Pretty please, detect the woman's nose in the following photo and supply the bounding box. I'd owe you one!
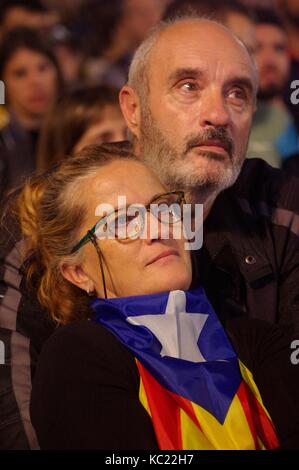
[143,211,164,244]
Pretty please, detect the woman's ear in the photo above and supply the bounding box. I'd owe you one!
[60,263,95,294]
[119,85,141,139]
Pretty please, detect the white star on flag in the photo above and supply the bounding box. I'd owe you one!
[127,290,208,362]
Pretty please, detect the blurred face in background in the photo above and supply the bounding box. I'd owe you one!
[122,0,164,48]
[74,105,127,152]
[3,48,58,127]
[255,23,290,100]
[1,7,58,36]
[225,12,257,55]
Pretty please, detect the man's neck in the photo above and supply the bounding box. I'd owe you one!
[186,189,217,221]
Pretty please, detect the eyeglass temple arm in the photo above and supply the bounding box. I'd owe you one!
[88,231,108,300]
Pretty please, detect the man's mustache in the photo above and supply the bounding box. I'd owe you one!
[184,127,234,159]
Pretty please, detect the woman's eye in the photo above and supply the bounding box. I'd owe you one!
[13,68,27,78]
[115,213,137,228]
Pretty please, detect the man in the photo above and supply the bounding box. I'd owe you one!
[120,16,299,327]
[247,8,298,166]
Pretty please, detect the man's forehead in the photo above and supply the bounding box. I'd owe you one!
[148,19,254,77]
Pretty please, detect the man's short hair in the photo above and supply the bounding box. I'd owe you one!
[254,7,285,31]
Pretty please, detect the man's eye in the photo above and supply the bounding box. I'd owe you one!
[179,81,197,92]
[228,88,247,102]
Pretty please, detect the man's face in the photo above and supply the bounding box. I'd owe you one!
[255,24,290,100]
[137,20,257,201]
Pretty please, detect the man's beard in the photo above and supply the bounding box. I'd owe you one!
[257,84,283,101]
[139,102,245,204]
[257,68,286,101]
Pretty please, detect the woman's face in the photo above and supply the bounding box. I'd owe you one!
[67,159,192,298]
[73,106,127,153]
[3,47,58,123]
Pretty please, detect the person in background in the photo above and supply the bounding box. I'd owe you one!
[0,27,61,197]
[247,8,299,167]
[276,0,299,133]
[48,24,84,88]
[0,0,59,38]
[82,0,164,88]
[0,86,126,449]
[36,85,127,172]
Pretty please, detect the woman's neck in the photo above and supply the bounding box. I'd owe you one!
[11,109,42,130]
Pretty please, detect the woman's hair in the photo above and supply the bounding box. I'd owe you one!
[0,26,63,86]
[16,141,136,325]
[36,85,121,172]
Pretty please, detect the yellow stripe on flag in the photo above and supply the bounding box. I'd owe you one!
[180,408,214,449]
[190,395,256,449]
[139,377,152,417]
[239,360,271,420]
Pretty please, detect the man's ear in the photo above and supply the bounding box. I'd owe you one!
[119,85,141,139]
[60,262,95,294]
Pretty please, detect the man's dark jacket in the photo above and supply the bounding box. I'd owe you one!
[1,158,299,449]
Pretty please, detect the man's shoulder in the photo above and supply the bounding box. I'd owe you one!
[229,158,299,213]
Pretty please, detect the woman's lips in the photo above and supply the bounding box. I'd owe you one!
[146,250,179,266]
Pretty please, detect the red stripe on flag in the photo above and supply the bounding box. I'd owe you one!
[237,382,279,449]
[137,361,182,449]
[237,382,260,449]
[167,390,203,432]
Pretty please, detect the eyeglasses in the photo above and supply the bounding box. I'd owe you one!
[70,191,185,300]
[71,191,185,254]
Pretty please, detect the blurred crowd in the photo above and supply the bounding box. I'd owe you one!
[0,0,298,199]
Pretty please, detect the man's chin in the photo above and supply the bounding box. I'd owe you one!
[187,148,229,162]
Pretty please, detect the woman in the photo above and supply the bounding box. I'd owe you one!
[16,142,298,449]
[36,85,127,172]
[0,26,61,196]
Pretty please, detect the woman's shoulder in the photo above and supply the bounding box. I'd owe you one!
[38,319,139,388]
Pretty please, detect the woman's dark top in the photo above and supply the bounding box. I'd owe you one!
[30,317,299,450]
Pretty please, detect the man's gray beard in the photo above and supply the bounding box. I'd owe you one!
[139,103,244,204]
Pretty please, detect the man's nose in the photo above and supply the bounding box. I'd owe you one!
[198,88,230,128]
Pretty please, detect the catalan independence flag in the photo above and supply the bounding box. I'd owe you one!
[92,289,279,450]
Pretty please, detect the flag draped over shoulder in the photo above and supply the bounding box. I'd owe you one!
[92,289,279,450]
